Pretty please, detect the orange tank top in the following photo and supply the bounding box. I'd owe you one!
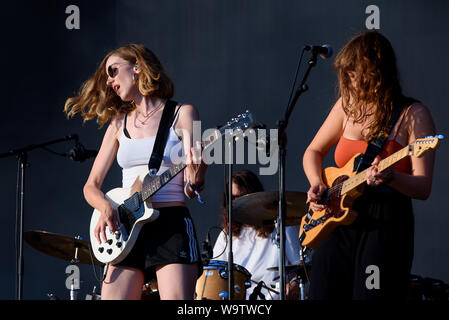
[334,108,412,174]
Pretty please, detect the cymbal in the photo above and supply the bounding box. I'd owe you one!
[24,230,103,266]
[232,191,307,226]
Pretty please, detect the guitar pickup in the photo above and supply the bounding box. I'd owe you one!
[304,210,313,224]
[124,192,142,212]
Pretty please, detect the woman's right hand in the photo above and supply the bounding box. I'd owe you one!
[307,182,327,211]
[94,202,119,245]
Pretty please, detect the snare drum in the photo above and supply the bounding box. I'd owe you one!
[195,260,251,300]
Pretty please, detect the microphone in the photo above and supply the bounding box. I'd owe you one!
[304,44,333,59]
[67,142,98,162]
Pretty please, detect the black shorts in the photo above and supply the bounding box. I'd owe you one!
[115,206,203,283]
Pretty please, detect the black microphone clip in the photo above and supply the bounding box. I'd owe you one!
[68,142,98,162]
[304,44,333,59]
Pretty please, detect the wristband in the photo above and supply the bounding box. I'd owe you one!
[188,181,206,205]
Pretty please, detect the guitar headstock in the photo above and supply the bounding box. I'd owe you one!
[412,135,444,157]
[218,110,255,139]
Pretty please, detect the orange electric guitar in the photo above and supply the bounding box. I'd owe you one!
[299,135,443,249]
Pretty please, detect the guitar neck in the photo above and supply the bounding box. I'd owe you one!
[141,162,186,201]
[140,138,213,202]
[341,144,412,194]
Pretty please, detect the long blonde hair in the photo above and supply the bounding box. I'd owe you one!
[334,31,405,141]
[64,44,174,127]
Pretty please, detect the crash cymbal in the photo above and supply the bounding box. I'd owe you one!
[24,230,103,266]
[232,191,307,226]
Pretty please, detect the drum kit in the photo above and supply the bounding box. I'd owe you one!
[24,190,312,300]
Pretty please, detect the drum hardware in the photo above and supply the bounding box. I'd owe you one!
[268,259,312,300]
[0,134,80,300]
[24,230,104,300]
[85,286,101,300]
[249,280,280,300]
[141,280,160,300]
[24,230,103,266]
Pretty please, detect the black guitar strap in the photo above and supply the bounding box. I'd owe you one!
[354,102,407,172]
[148,99,178,176]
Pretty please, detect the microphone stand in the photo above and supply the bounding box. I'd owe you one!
[225,137,235,300]
[0,134,79,300]
[277,53,318,300]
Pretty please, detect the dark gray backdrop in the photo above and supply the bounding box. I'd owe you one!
[1,0,448,299]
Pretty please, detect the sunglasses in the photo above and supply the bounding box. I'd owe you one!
[107,63,128,78]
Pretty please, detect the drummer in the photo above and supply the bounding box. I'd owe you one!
[212,170,302,300]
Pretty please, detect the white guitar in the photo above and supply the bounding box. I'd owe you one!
[90,110,256,264]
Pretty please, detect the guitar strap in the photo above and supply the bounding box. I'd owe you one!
[354,102,407,173]
[147,99,178,176]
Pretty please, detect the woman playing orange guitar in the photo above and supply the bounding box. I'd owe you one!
[302,31,436,299]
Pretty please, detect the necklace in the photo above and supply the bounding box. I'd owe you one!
[137,100,165,125]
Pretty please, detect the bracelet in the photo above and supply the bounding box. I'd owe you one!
[189,181,205,192]
[188,181,206,205]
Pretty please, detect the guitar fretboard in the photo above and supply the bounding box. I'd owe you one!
[340,144,412,195]
[138,110,255,202]
[139,127,222,201]
[141,162,186,201]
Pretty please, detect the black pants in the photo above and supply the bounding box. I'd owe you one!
[309,189,414,300]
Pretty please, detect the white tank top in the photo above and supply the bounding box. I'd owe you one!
[116,108,185,203]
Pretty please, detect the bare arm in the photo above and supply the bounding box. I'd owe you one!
[84,117,121,243]
[368,103,436,199]
[173,104,208,199]
[303,98,345,209]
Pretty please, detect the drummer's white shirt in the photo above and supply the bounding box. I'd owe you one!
[212,225,302,300]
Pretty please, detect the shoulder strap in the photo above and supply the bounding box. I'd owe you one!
[148,99,178,176]
[123,113,131,138]
[355,104,405,172]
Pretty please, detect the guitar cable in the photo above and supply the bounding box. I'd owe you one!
[87,241,108,285]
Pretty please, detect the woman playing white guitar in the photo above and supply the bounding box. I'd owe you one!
[64,44,207,300]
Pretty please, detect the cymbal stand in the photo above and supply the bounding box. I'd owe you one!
[298,247,311,300]
[68,235,82,300]
[0,134,78,300]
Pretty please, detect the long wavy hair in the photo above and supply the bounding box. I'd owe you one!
[221,170,274,238]
[334,31,407,141]
[64,44,174,127]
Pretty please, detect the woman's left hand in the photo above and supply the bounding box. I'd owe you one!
[185,140,207,186]
[366,157,394,186]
